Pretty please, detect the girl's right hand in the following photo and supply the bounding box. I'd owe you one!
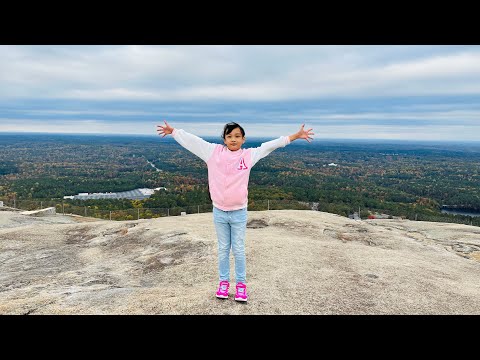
[156,120,174,137]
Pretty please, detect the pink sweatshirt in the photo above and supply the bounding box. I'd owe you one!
[172,128,291,211]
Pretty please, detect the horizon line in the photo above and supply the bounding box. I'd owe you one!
[1,131,480,143]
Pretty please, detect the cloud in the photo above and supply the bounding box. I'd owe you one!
[2,116,479,141]
[2,45,480,140]
[2,45,480,101]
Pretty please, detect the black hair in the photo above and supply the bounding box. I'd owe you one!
[222,122,245,139]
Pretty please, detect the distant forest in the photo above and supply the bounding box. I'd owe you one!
[1,133,480,225]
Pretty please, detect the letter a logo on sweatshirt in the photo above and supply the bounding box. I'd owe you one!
[237,158,248,170]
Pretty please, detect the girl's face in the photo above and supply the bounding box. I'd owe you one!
[224,127,245,151]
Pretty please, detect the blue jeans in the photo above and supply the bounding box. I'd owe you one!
[213,206,248,284]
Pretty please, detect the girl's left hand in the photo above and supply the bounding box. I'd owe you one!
[157,120,174,137]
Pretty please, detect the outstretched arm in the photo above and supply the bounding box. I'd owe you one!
[288,124,314,143]
[251,124,314,167]
[156,120,216,163]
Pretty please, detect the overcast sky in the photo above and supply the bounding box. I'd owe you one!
[1,45,480,141]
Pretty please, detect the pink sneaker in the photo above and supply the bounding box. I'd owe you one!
[216,280,230,299]
[235,282,248,302]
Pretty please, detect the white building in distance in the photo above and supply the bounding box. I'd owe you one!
[64,187,167,201]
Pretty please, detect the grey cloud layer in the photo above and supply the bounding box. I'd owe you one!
[2,45,480,100]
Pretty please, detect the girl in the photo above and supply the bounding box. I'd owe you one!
[156,121,314,302]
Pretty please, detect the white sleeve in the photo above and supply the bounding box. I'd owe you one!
[171,128,216,163]
[251,136,291,167]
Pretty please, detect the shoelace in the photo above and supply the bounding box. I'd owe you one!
[219,283,229,292]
